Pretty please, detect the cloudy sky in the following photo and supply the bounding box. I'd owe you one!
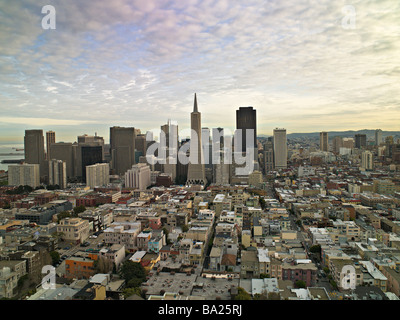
[0,0,399,144]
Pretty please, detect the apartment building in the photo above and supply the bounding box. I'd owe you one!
[103,221,141,252]
[57,217,90,244]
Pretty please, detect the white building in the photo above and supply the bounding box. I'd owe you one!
[8,163,40,188]
[361,151,373,171]
[86,163,109,189]
[103,221,141,252]
[125,163,151,190]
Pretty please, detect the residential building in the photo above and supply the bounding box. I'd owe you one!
[86,163,109,189]
[57,217,90,244]
[8,163,40,188]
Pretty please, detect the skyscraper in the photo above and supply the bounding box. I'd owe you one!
[186,93,206,185]
[161,120,179,159]
[332,136,343,154]
[24,129,46,179]
[110,126,136,176]
[46,131,55,160]
[355,134,367,149]
[236,106,257,155]
[273,128,287,169]
[361,151,373,171]
[263,137,274,173]
[75,134,105,182]
[48,159,67,189]
[320,132,328,152]
[375,129,383,146]
[49,142,74,179]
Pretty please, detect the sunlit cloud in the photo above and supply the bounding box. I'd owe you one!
[0,0,399,142]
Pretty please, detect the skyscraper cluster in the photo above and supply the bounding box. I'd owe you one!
[17,93,290,189]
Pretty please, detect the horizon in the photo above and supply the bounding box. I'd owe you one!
[1,127,398,147]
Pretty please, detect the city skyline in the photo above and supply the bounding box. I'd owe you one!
[1,0,400,144]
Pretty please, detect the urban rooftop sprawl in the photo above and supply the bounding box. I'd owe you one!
[1,97,400,301]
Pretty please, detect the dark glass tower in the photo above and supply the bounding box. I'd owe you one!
[236,106,257,153]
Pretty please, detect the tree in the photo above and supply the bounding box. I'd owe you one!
[94,256,114,274]
[119,260,146,288]
[122,287,142,299]
[259,197,266,210]
[234,287,251,300]
[73,205,86,215]
[295,280,306,289]
[49,251,60,266]
[309,244,321,254]
[260,273,270,279]
[162,227,171,245]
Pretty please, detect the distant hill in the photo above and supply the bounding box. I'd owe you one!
[258,129,400,141]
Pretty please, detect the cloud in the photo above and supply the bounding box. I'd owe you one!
[0,0,399,140]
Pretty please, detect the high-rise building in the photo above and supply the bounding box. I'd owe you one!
[187,93,206,185]
[46,131,55,160]
[320,132,328,152]
[24,129,46,178]
[273,128,287,169]
[49,142,74,179]
[135,134,147,160]
[361,151,373,171]
[110,126,136,176]
[263,137,274,173]
[342,138,355,149]
[8,163,40,188]
[161,120,179,159]
[332,137,343,154]
[355,134,367,149]
[86,163,109,189]
[236,106,257,156]
[74,134,105,182]
[48,159,67,189]
[375,129,383,146]
[214,150,230,185]
[125,163,151,190]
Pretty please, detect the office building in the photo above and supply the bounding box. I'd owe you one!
[236,106,257,154]
[48,159,67,189]
[343,137,355,149]
[320,132,328,152]
[24,129,46,178]
[74,134,105,182]
[8,163,40,188]
[125,163,151,190]
[161,120,179,159]
[375,129,383,146]
[110,126,136,176]
[46,131,55,160]
[332,137,343,154]
[49,142,74,179]
[355,134,367,149]
[86,163,110,189]
[273,128,287,169]
[187,93,207,185]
